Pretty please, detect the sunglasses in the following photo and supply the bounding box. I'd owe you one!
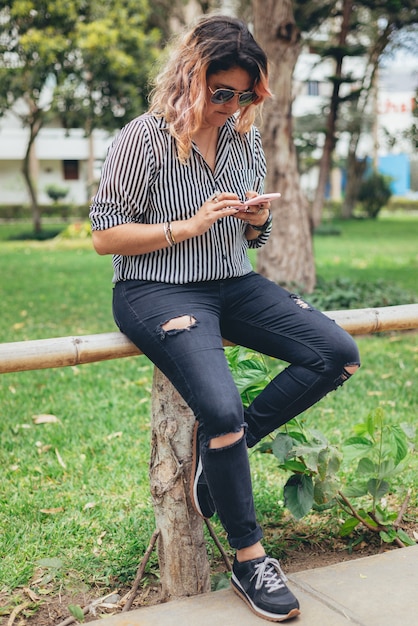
[208,86,257,107]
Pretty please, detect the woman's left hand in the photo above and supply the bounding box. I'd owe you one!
[233,191,271,232]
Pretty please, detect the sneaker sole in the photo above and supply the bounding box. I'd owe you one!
[231,575,301,622]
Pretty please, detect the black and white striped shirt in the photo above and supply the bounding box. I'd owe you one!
[90,113,271,284]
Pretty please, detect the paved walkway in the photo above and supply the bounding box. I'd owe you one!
[88,544,417,626]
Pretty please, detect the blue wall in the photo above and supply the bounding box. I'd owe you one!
[378,154,410,196]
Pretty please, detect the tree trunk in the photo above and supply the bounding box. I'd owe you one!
[341,148,366,218]
[22,104,44,233]
[342,28,389,219]
[253,0,315,292]
[311,0,353,229]
[149,367,211,600]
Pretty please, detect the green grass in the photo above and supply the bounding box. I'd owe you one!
[313,217,418,294]
[0,217,417,601]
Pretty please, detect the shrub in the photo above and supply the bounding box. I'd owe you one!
[45,184,69,203]
[301,277,416,310]
[358,171,392,219]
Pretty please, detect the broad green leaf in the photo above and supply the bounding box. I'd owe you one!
[306,428,328,446]
[396,529,416,546]
[233,359,269,394]
[378,458,396,479]
[272,434,294,464]
[367,478,389,499]
[327,451,342,475]
[314,477,339,505]
[342,483,368,497]
[339,516,360,537]
[343,437,373,460]
[316,448,328,481]
[280,459,308,473]
[357,457,376,475]
[380,528,397,543]
[391,425,409,465]
[361,513,379,528]
[68,605,85,622]
[285,430,307,444]
[352,421,369,437]
[297,449,321,473]
[343,436,373,449]
[283,474,314,520]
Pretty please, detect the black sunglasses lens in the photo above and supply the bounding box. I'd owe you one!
[238,92,256,106]
[211,89,235,104]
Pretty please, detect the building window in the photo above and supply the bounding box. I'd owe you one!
[63,160,79,180]
[307,81,320,96]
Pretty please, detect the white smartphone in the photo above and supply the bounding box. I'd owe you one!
[241,193,281,207]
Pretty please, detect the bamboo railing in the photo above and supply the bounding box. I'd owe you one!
[1,303,418,375]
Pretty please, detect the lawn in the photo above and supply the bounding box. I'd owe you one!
[0,216,417,620]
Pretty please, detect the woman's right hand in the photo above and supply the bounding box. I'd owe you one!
[189,192,241,236]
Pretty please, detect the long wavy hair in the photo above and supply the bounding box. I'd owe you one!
[148,14,271,162]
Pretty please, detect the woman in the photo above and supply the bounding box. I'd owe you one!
[90,14,360,622]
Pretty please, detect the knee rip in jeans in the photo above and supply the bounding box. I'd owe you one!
[209,429,245,450]
[290,293,312,310]
[158,314,197,339]
[335,363,359,388]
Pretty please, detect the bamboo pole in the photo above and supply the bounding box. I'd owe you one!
[0,304,417,375]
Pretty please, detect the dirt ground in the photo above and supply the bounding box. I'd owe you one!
[3,519,416,626]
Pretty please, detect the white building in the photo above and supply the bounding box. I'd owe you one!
[0,114,114,207]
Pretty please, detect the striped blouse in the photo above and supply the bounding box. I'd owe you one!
[90,113,271,284]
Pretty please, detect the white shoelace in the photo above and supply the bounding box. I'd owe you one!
[252,557,288,593]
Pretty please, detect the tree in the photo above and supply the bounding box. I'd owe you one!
[310,0,357,228]
[0,1,87,232]
[342,1,418,218]
[54,0,161,199]
[0,0,161,231]
[252,0,316,292]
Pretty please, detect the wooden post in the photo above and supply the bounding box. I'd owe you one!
[149,367,211,599]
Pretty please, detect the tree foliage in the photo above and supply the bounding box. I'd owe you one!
[0,0,161,230]
[55,0,161,134]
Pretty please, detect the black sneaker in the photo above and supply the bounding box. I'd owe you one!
[232,555,300,622]
[190,422,216,519]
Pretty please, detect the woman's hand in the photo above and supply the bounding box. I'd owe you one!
[233,191,271,237]
[189,192,242,236]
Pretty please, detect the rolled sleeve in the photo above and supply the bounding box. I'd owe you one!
[90,118,156,231]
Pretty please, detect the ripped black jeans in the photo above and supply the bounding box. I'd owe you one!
[113,272,360,550]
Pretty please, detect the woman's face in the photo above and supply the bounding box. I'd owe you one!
[203,66,253,128]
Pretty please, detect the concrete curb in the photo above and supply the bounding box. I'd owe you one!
[87,544,418,626]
